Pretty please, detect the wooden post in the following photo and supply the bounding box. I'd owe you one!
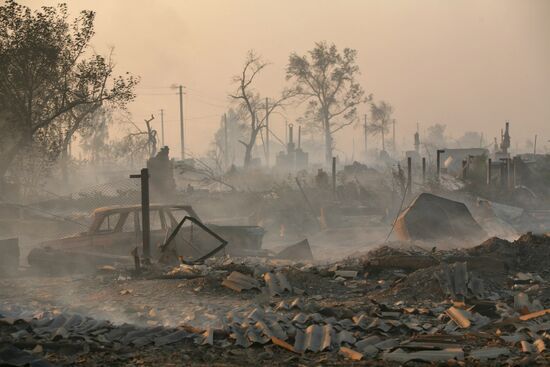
[130,168,150,261]
[487,158,492,186]
[422,157,426,184]
[160,109,165,147]
[513,156,518,187]
[506,158,514,190]
[332,157,336,196]
[224,113,228,169]
[364,114,368,164]
[179,85,185,160]
[265,98,270,167]
[436,149,445,180]
[407,157,412,197]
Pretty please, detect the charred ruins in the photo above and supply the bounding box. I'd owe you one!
[1,1,549,366]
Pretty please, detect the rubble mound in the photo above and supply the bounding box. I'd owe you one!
[467,233,550,273]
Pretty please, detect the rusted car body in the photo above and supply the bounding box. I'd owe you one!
[28,204,265,272]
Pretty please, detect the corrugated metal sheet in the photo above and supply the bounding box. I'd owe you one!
[264,272,292,296]
[384,348,464,363]
[294,324,332,353]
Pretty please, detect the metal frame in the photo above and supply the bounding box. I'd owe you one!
[160,216,228,265]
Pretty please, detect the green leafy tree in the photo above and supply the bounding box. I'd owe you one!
[286,41,370,165]
[0,1,138,185]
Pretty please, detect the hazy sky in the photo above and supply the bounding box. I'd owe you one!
[24,0,550,159]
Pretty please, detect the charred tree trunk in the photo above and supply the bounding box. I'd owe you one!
[324,125,333,166]
[243,127,259,168]
[322,108,333,166]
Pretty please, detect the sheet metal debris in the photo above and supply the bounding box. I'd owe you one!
[3,232,550,365]
[384,348,465,363]
[469,347,510,360]
[264,271,292,296]
[276,239,314,261]
[294,324,332,353]
[394,193,486,241]
[445,306,471,328]
[222,271,260,292]
[334,270,357,278]
[339,346,363,360]
[519,309,550,321]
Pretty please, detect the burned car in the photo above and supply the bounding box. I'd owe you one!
[28,204,265,272]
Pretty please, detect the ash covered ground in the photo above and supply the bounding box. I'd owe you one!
[3,230,550,366]
[1,2,550,365]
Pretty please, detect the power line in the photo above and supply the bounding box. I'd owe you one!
[135,92,178,96]
[185,86,228,103]
[163,114,220,121]
[135,86,173,90]
[187,94,227,109]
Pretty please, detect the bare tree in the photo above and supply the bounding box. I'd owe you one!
[286,41,370,165]
[229,50,292,168]
[369,101,394,151]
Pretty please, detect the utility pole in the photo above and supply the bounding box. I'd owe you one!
[160,109,165,147]
[392,119,396,154]
[224,113,228,169]
[534,134,538,155]
[178,85,185,160]
[364,114,368,164]
[265,97,270,167]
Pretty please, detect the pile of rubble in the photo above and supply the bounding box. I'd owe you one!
[1,233,549,365]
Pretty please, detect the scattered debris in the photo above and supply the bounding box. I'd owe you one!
[445,306,472,328]
[264,272,292,296]
[334,270,358,279]
[469,347,510,360]
[222,271,260,292]
[3,232,550,365]
[339,346,363,360]
[384,348,464,363]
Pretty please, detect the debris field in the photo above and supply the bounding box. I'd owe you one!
[1,233,550,366]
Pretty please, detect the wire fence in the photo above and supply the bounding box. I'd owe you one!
[0,178,144,244]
